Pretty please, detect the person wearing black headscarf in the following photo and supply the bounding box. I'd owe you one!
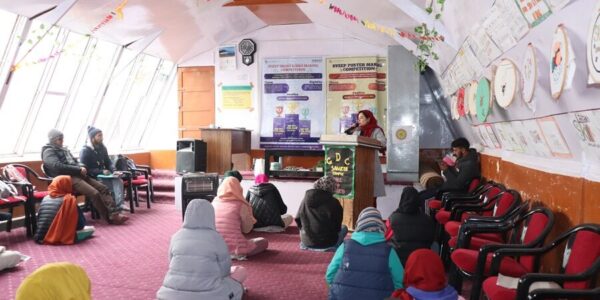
[388,187,435,266]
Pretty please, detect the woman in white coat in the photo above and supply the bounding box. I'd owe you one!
[157,199,246,300]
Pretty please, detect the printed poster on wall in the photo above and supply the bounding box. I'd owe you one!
[513,0,552,28]
[326,56,387,134]
[520,119,552,157]
[260,57,325,150]
[221,85,252,109]
[569,110,600,163]
[538,116,572,158]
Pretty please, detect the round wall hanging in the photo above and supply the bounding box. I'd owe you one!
[457,87,466,117]
[493,59,517,108]
[550,24,569,99]
[475,77,491,122]
[587,1,600,83]
[467,80,478,116]
[450,94,459,120]
[521,43,537,103]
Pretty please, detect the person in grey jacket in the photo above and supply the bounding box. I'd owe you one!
[157,199,246,300]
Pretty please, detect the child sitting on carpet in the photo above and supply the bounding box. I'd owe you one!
[246,174,293,231]
[296,175,347,250]
[326,207,404,300]
[213,177,268,259]
[388,249,463,300]
[157,199,247,300]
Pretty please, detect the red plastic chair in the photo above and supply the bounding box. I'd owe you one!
[482,224,600,300]
[450,207,554,299]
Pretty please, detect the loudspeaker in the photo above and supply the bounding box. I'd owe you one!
[176,139,207,174]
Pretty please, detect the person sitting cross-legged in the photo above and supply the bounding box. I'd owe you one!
[296,175,347,251]
[42,129,128,225]
[246,174,293,231]
[213,177,268,259]
[326,207,405,300]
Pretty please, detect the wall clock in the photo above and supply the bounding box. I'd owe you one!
[239,39,256,66]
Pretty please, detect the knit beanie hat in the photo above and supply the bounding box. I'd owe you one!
[355,207,385,233]
[87,126,102,140]
[223,170,243,182]
[314,175,337,194]
[48,129,63,143]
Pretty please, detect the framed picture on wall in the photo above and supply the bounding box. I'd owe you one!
[549,25,570,99]
[218,45,237,71]
[537,116,572,158]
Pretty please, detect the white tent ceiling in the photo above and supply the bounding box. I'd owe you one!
[0,0,495,71]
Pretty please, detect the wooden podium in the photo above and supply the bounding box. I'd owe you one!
[320,134,383,230]
[200,128,251,174]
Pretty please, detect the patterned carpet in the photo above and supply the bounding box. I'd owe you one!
[0,203,333,300]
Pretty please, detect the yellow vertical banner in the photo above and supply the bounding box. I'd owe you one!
[222,85,252,109]
[326,56,387,134]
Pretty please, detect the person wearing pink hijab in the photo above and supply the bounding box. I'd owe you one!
[246,174,293,231]
[212,177,268,259]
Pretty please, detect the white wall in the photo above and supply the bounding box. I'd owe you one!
[180,23,387,148]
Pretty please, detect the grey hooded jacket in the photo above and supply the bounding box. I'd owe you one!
[156,199,243,300]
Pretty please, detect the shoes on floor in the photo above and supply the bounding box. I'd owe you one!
[109,214,129,225]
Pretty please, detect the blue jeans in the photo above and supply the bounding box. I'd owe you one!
[98,177,124,208]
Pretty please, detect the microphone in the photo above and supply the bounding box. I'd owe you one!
[344,123,358,135]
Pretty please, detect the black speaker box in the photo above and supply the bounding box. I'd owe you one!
[176,139,207,173]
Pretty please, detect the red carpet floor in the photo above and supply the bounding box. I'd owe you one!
[0,203,333,299]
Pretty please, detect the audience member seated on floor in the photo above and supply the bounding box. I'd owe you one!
[213,177,268,259]
[157,199,246,300]
[388,249,464,300]
[16,262,92,300]
[42,129,128,225]
[79,126,127,212]
[386,187,435,266]
[296,175,348,250]
[224,170,243,182]
[418,137,481,202]
[0,246,25,271]
[326,207,404,300]
[246,174,293,231]
[33,176,95,245]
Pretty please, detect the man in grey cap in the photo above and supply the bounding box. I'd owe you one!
[42,129,128,225]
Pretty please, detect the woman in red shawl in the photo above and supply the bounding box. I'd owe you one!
[345,110,387,204]
[390,249,463,300]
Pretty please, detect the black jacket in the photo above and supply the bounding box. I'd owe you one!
[441,149,481,192]
[41,144,82,178]
[389,187,435,265]
[33,197,63,244]
[295,189,343,248]
[246,183,287,228]
[80,144,114,178]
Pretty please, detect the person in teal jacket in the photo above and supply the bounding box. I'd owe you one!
[326,207,404,300]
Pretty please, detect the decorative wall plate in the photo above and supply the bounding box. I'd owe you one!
[457,87,466,117]
[493,59,517,108]
[587,1,600,83]
[475,77,491,122]
[550,24,569,99]
[521,43,537,103]
[450,94,459,120]
[467,80,478,116]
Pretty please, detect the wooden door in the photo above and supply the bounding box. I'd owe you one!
[178,67,215,139]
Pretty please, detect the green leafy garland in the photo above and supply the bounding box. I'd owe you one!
[414,0,445,72]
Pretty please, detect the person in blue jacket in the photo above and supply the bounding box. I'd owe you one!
[326,207,404,300]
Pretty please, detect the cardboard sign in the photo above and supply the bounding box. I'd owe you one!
[324,146,355,198]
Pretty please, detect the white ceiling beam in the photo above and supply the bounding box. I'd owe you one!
[388,0,456,50]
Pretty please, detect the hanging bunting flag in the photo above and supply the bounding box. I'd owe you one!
[323,1,444,41]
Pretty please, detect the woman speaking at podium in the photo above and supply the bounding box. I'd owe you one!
[345,110,386,206]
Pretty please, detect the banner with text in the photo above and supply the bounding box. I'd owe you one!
[326,56,387,134]
[260,57,325,150]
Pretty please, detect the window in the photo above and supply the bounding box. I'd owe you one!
[123,59,175,149]
[0,10,20,90]
[0,21,61,155]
